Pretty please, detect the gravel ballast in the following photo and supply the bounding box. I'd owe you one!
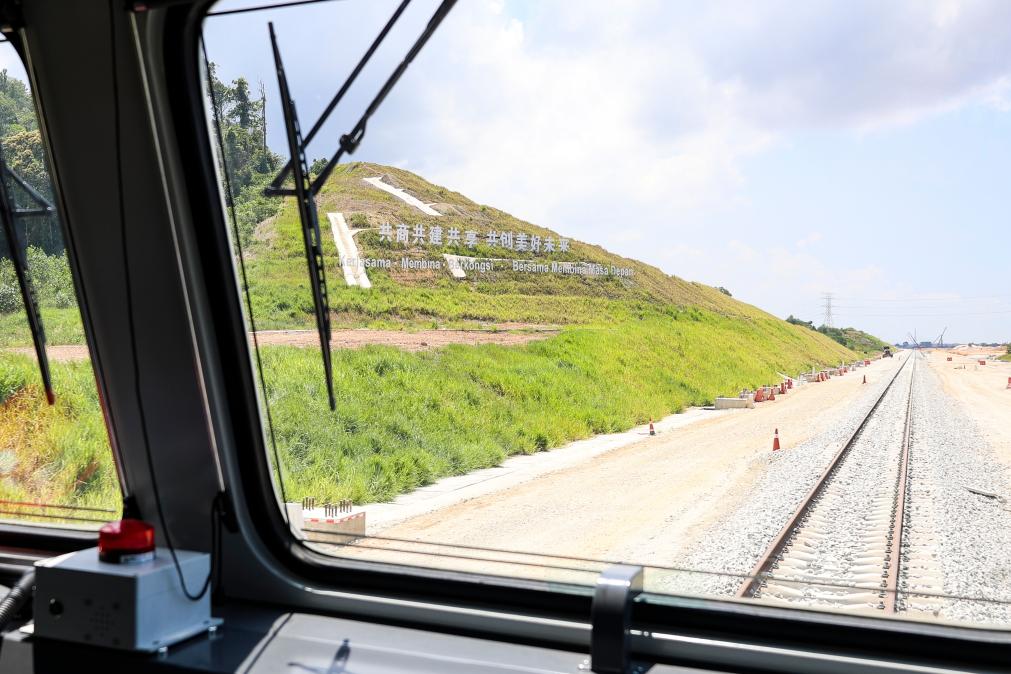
[656,352,1011,628]
[656,354,911,597]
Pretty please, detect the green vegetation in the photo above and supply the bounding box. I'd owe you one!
[785,315,889,356]
[266,314,855,502]
[238,162,862,502]
[207,64,282,247]
[0,156,867,511]
[0,63,872,512]
[0,353,120,515]
[0,69,61,256]
[248,162,801,331]
[0,248,84,346]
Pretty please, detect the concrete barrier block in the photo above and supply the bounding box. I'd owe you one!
[715,396,755,409]
[299,509,366,545]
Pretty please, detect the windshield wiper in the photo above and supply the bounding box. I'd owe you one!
[0,145,55,405]
[269,22,336,410]
[264,1,455,410]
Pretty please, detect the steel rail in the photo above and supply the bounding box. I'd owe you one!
[882,357,915,611]
[737,354,914,600]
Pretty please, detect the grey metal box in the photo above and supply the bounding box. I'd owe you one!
[33,547,216,652]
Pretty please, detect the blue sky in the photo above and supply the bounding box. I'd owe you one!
[203,0,1011,344]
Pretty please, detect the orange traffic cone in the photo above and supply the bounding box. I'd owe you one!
[780,382,787,395]
[787,378,793,389]
[772,428,781,451]
[649,419,656,436]
[768,386,776,401]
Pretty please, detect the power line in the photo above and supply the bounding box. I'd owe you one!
[833,294,1011,303]
[835,309,1011,318]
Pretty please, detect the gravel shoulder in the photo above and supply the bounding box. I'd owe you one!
[901,359,1011,626]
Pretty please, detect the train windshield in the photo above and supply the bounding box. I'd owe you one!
[202,0,1011,628]
[0,43,122,527]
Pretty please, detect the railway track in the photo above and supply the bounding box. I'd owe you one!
[738,353,917,612]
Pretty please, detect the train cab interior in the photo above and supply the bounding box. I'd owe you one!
[0,1,1007,672]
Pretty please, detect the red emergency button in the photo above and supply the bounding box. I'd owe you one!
[98,519,156,564]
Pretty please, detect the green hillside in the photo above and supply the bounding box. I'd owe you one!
[786,316,890,356]
[0,160,869,509]
[250,162,845,329]
[240,162,863,502]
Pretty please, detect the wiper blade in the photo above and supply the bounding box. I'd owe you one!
[0,147,54,405]
[261,1,455,410]
[265,0,457,197]
[269,22,335,411]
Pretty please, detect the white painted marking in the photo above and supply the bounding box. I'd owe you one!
[327,212,372,289]
[363,176,442,216]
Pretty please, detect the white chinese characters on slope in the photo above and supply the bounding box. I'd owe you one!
[378,222,569,254]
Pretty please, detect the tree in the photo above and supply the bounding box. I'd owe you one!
[207,64,282,245]
[232,77,253,129]
[0,71,62,256]
[0,69,36,137]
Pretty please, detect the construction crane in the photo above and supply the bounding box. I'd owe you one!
[934,327,947,348]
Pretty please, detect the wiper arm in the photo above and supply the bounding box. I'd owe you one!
[6,167,53,213]
[0,147,54,405]
[269,22,335,411]
[266,0,413,195]
[265,0,457,197]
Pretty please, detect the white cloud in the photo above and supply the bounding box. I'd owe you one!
[380,0,1011,243]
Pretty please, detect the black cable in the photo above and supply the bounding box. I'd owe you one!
[201,38,291,511]
[0,570,34,631]
[108,0,212,601]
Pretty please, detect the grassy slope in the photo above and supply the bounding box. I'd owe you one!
[822,326,892,356]
[247,162,776,329]
[266,315,856,502]
[246,162,859,501]
[0,161,864,508]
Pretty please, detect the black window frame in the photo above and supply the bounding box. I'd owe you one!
[0,27,122,550]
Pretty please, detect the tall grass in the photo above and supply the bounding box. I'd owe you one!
[0,353,119,515]
[262,311,855,504]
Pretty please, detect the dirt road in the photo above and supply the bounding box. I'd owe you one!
[4,327,559,363]
[330,357,905,583]
[254,327,557,351]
